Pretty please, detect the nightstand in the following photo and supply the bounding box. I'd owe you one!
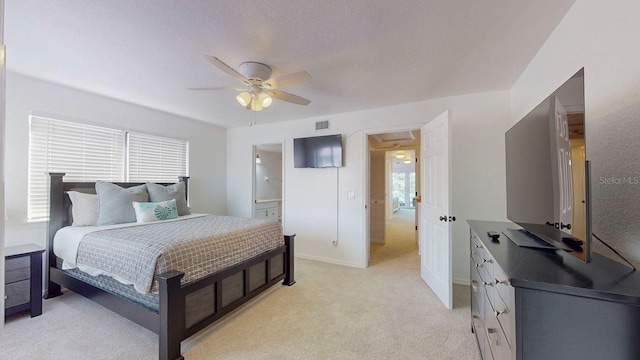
[4,244,45,317]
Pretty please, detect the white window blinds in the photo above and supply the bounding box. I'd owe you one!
[28,116,189,221]
[127,132,188,182]
[28,116,125,220]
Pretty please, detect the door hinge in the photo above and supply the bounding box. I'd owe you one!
[415,225,418,231]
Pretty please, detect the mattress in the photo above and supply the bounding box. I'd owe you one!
[54,214,284,294]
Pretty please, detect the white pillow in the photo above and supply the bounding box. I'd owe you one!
[67,191,99,226]
[132,199,179,223]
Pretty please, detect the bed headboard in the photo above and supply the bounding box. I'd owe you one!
[46,173,189,274]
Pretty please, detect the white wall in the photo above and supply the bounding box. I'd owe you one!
[510,0,640,266]
[227,90,510,282]
[4,73,227,249]
[0,0,6,323]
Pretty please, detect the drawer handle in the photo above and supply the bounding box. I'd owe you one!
[494,309,507,317]
[495,278,508,285]
[471,280,479,293]
[474,263,482,268]
[482,258,492,263]
[474,244,483,249]
[487,328,500,346]
[483,281,494,286]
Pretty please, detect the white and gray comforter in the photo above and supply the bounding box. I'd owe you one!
[72,215,283,294]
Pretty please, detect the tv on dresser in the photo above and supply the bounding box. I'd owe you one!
[505,68,591,262]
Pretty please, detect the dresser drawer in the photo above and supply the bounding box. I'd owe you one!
[493,265,512,309]
[472,314,493,360]
[6,266,30,284]
[5,280,31,308]
[471,268,485,312]
[6,256,30,271]
[492,291,514,349]
[484,293,511,360]
[492,265,515,348]
[486,323,510,360]
[6,255,31,283]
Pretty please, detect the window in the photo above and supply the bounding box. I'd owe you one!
[392,170,416,208]
[127,132,188,182]
[28,115,188,220]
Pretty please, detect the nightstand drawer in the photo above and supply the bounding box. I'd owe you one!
[6,266,30,283]
[6,256,30,271]
[5,280,31,308]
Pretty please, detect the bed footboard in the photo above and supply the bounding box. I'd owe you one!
[156,234,295,360]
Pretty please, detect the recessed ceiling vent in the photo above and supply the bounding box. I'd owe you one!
[315,120,330,131]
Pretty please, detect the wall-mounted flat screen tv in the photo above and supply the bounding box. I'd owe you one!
[505,68,591,262]
[294,134,343,168]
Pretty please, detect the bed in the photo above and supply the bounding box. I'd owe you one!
[44,173,295,360]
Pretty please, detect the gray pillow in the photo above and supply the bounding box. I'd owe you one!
[146,182,190,216]
[95,181,149,225]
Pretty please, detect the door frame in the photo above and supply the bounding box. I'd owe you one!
[362,123,425,267]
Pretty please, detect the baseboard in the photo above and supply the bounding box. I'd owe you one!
[453,276,470,286]
[295,253,363,268]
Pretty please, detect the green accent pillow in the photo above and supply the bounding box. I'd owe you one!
[146,182,190,216]
[95,181,149,225]
[132,199,179,223]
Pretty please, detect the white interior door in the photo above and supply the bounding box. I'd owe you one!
[550,96,573,233]
[419,111,452,309]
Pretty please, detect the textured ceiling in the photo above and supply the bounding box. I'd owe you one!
[5,0,576,128]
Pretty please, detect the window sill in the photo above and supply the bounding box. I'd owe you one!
[24,219,48,229]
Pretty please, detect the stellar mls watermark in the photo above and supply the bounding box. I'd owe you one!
[599,176,639,185]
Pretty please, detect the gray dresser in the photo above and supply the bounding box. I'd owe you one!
[469,220,640,360]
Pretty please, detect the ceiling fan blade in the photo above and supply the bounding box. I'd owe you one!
[204,55,248,84]
[263,71,311,89]
[268,90,311,105]
[188,86,245,91]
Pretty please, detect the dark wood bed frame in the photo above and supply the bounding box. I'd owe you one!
[44,173,295,360]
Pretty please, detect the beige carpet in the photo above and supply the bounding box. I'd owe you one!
[1,210,480,359]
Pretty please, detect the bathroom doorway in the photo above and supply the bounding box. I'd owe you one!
[252,143,283,223]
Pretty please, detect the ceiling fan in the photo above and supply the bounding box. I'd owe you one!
[189,55,311,111]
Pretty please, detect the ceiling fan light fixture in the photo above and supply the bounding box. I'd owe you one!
[395,151,405,159]
[403,158,412,164]
[250,94,264,112]
[236,92,251,107]
[258,92,273,108]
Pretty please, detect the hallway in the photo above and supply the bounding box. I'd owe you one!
[369,208,417,266]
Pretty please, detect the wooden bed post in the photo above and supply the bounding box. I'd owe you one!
[157,270,186,360]
[178,176,189,202]
[44,172,65,299]
[284,234,296,286]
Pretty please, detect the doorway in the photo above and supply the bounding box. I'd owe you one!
[252,143,283,223]
[364,112,453,309]
[367,131,420,264]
